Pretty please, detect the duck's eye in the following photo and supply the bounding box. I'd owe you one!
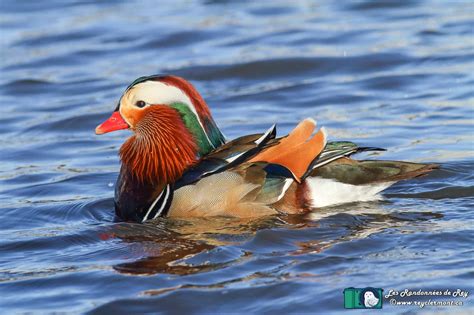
[135,100,146,108]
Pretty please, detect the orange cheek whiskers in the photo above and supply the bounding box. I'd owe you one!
[119,105,197,185]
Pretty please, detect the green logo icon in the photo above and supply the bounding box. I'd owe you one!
[343,287,383,309]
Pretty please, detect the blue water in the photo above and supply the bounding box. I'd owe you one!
[1,1,473,313]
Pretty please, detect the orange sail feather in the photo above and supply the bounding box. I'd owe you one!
[249,119,327,182]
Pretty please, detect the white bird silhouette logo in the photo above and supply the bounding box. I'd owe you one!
[364,291,380,308]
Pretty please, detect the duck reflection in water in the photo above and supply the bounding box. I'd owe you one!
[100,201,442,276]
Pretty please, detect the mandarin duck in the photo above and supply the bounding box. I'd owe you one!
[95,75,437,223]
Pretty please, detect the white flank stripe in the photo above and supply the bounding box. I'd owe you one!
[306,177,395,208]
[142,185,167,222]
[277,178,293,201]
[152,185,171,220]
[225,152,246,164]
[255,124,276,145]
[319,150,336,157]
[311,152,355,170]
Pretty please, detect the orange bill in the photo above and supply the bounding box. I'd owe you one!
[95,111,129,135]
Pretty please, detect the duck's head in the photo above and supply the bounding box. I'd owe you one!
[96,75,225,184]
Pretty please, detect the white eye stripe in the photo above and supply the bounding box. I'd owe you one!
[118,96,133,127]
[131,81,191,105]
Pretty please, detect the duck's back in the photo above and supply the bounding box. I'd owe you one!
[166,120,437,218]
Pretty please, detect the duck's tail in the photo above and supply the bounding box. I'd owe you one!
[304,159,439,208]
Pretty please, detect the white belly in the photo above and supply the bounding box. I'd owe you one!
[305,177,395,208]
